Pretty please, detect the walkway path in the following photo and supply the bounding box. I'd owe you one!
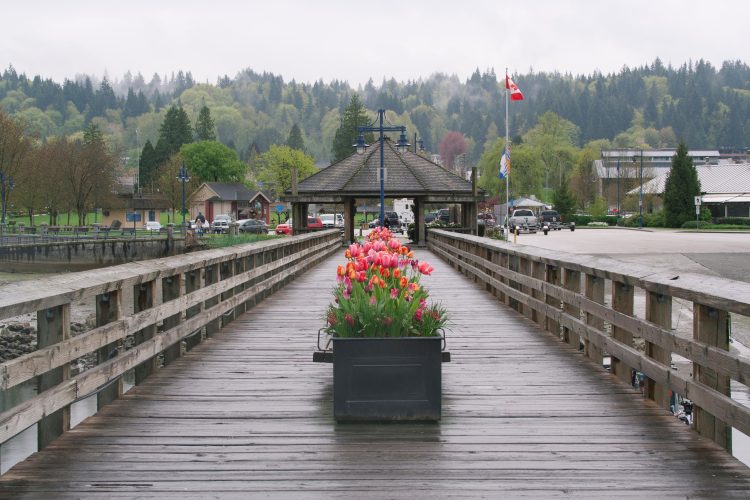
[1,250,749,497]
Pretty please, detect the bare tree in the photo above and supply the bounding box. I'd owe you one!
[0,111,33,223]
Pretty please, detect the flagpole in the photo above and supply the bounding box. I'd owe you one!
[505,68,510,229]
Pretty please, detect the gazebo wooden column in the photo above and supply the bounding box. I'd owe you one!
[343,197,355,244]
[291,203,307,234]
[414,197,426,247]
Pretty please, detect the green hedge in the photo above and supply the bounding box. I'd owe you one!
[715,217,750,226]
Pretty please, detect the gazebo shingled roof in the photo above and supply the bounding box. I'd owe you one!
[283,138,485,245]
[288,139,480,200]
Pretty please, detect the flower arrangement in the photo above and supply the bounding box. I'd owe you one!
[325,227,447,338]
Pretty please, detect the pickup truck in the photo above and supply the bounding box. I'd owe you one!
[539,210,562,230]
[508,209,539,233]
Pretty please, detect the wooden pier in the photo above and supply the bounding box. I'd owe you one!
[1,241,749,497]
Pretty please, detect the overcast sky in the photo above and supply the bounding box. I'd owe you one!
[3,0,749,87]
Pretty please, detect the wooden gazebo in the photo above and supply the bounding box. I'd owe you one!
[283,138,484,246]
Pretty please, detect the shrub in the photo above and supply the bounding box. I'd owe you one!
[715,217,750,226]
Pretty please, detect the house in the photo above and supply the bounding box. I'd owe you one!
[101,192,171,228]
[627,163,750,218]
[188,182,272,223]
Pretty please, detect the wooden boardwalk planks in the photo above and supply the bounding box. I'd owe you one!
[1,250,750,498]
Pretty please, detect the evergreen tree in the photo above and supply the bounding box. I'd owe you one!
[286,123,304,151]
[663,142,701,227]
[139,139,158,191]
[157,104,193,162]
[194,104,216,141]
[83,122,104,145]
[552,174,578,220]
[331,94,372,163]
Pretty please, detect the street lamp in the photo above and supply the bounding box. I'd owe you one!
[177,161,190,229]
[632,151,643,228]
[354,109,408,227]
[0,172,15,225]
[413,133,424,154]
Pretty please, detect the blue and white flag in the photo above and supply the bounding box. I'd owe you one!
[498,148,511,179]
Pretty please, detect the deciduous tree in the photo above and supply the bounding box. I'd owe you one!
[180,140,246,183]
[438,131,467,171]
[0,111,32,223]
[256,145,317,200]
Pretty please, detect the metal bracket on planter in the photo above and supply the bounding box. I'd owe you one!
[440,328,451,362]
[313,328,451,363]
[313,328,333,363]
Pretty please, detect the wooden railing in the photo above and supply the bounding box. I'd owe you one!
[428,229,750,452]
[0,230,341,453]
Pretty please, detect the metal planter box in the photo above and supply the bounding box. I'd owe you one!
[332,336,442,422]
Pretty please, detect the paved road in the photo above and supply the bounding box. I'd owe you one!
[511,227,750,282]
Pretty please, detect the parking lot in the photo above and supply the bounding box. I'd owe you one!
[511,227,750,283]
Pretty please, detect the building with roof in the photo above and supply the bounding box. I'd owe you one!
[596,149,722,211]
[188,182,271,223]
[628,163,750,218]
[99,192,171,228]
[283,138,484,245]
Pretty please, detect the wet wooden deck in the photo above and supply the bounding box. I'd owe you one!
[2,250,750,498]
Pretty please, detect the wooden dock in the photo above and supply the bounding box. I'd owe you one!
[1,249,749,498]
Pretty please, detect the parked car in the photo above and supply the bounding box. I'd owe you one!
[211,214,234,234]
[307,216,324,229]
[320,213,344,229]
[508,209,539,233]
[424,212,438,224]
[237,219,268,234]
[275,219,292,235]
[539,210,562,230]
[144,221,162,232]
[437,208,450,224]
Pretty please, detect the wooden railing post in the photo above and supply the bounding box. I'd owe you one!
[220,260,235,327]
[545,265,561,338]
[37,304,70,449]
[134,280,157,385]
[161,274,182,365]
[204,264,220,337]
[96,290,123,409]
[563,269,581,350]
[234,257,247,317]
[693,303,732,451]
[645,292,672,409]
[611,281,634,385]
[584,274,604,366]
[519,256,533,321]
[531,260,546,327]
[184,269,203,351]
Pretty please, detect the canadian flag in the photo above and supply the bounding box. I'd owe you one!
[506,74,524,101]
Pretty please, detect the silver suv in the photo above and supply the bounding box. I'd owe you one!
[211,214,233,234]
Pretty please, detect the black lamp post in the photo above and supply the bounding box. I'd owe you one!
[354,109,408,227]
[177,161,190,229]
[0,172,15,225]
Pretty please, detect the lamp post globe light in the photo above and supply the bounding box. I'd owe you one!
[354,109,409,227]
[177,161,190,229]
